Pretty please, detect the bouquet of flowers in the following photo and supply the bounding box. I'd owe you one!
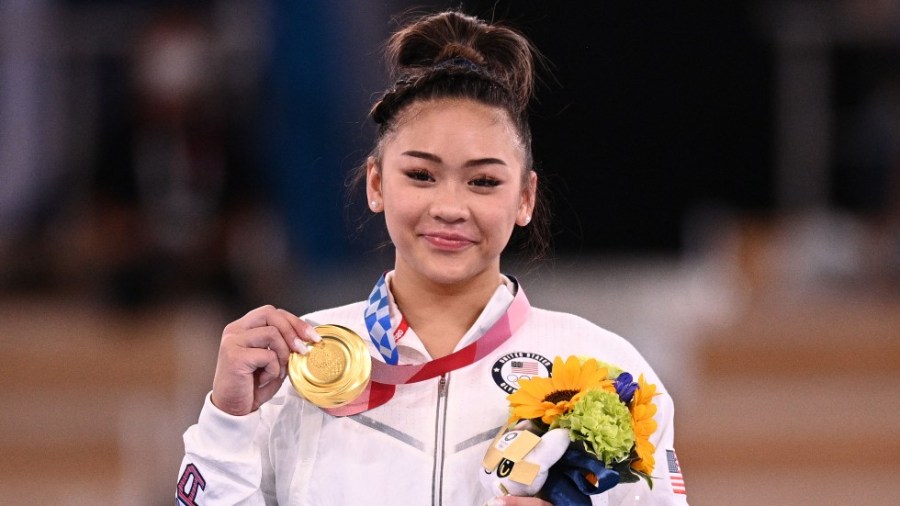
[482,356,659,504]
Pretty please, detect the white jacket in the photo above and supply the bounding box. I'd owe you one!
[178,280,689,505]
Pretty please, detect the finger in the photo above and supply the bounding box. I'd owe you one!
[277,308,321,345]
[234,326,296,367]
[231,325,284,349]
[226,305,307,354]
[256,351,282,388]
[227,304,282,330]
[221,326,293,381]
[259,308,316,353]
[212,344,283,416]
[229,305,301,341]
[254,373,287,411]
[232,347,280,378]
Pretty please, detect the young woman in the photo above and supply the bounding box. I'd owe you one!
[178,11,688,506]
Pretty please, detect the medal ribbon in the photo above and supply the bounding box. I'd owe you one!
[363,273,408,365]
[324,276,531,417]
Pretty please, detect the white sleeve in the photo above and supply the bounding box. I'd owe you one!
[176,393,273,505]
[607,392,690,505]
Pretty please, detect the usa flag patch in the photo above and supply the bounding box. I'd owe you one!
[666,449,686,495]
[510,360,539,376]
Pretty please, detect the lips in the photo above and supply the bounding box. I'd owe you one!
[421,231,475,250]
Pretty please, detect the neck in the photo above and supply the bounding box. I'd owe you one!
[390,266,502,359]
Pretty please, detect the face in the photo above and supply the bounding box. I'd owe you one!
[367,98,536,288]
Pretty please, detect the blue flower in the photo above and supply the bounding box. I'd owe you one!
[614,372,638,405]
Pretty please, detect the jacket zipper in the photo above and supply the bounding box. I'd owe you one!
[432,374,449,505]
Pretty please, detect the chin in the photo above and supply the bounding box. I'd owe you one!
[421,267,473,286]
[396,248,500,287]
[419,260,494,287]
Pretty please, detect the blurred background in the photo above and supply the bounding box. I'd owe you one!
[1,0,899,504]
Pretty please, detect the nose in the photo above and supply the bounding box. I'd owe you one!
[428,182,469,223]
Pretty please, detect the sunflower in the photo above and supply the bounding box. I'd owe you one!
[629,374,659,475]
[507,356,615,426]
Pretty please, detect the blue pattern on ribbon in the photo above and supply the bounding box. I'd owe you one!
[364,274,399,365]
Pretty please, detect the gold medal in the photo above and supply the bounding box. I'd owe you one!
[288,324,371,408]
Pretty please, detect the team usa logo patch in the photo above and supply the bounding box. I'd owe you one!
[491,352,552,393]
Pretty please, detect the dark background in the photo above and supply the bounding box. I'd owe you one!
[464,1,774,252]
[2,0,898,306]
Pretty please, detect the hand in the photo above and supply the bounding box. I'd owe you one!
[485,497,553,506]
[210,305,320,416]
[480,427,570,498]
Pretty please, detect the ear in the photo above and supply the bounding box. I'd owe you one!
[366,156,383,212]
[516,170,537,226]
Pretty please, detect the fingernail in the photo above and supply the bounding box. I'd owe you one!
[484,499,505,506]
[293,338,308,354]
[259,379,272,389]
[304,327,322,343]
[280,366,287,379]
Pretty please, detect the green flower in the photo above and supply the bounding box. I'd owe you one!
[594,361,623,380]
[557,389,635,466]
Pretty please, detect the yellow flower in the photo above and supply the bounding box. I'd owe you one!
[507,356,614,426]
[629,374,659,475]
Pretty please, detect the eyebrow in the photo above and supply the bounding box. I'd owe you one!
[401,150,507,168]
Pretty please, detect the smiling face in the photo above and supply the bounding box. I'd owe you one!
[367,98,536,289]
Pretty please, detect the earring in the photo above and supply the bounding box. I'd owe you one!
[370,200,379,210]
[523,215,531,225]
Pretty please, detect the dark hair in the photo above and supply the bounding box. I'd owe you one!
[352,10,550,260]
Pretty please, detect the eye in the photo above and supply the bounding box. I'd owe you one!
[405,169,434,182]
[470,176,501,188]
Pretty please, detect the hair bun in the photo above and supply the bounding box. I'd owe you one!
[385,11,535,113]
[434,42,485,67]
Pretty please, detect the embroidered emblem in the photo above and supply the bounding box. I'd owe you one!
[176,463,206,505]
[667,449,687,495]
[491,352,552,393]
